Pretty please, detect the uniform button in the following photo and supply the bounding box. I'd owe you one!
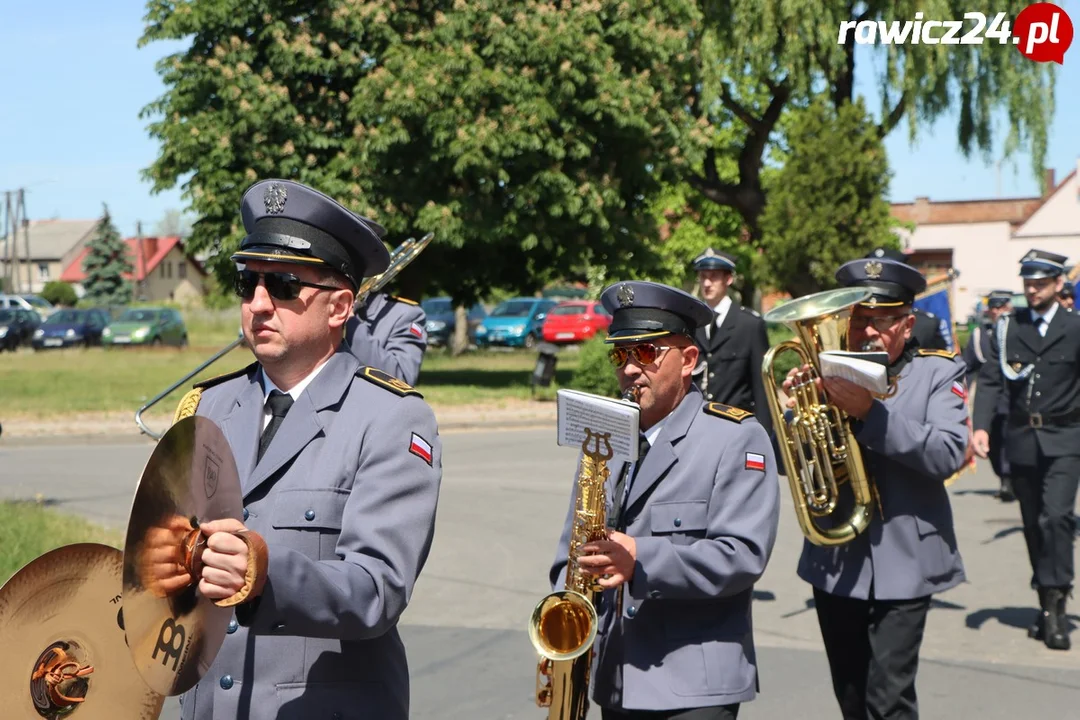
[304,509,316,521]
[673,518,682,528]
[226,619,239,634]
[627,606,637,618]
[220,675,233,690]
[1036,356,1041,362]
[242,507,249,521]
[1036,392,1042,397]
[272,622,286,633]
[649,590,661,599]
[707,394,714,400]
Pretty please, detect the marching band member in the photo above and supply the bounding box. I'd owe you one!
[550,280,780,720]
[345,289,428,386]
[176,179,442,719]
[788,258,968,720]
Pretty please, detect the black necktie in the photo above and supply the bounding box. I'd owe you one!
[257,391,294,463]
[611,434,651,530]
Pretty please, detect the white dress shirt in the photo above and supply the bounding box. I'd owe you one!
[704,296,732,340]
[260,358,331,430]
[1031,302,1059,337]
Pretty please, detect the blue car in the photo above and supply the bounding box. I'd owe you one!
[474,297,558,349]
[421,297,489,347]
[31,308,111,350]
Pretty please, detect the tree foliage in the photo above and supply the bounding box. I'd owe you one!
[81,206,134,306]
[139,0,705,305]
[687,0,1056,265]
[759,98,896,298]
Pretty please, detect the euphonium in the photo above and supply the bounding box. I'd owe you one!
[761,287,893,547]
[529,386,638,720]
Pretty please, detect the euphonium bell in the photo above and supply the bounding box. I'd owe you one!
[761,286,892,547]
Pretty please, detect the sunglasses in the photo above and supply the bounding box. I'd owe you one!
[234,270,340,302]
[608,343,677,368]
[849,314,910,332]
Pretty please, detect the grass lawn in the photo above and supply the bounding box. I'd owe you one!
[0,342,580,419]
[0,501,123,585]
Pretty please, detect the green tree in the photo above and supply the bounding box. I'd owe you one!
[82,206,134,306]
[39,281,78,308]
[139,0,704,306]
[759,98,896,298]
[686,0,1056,293]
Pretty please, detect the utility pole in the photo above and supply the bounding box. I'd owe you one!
[136,220,146,300]
[2,189,30,293]
[18,189,30,294]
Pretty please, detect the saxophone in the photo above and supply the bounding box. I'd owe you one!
[528,386,638,720]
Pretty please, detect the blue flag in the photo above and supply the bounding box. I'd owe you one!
[914,287,954,352]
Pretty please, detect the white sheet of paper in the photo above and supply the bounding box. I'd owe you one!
[818,351,889,395]
[556,389,641,460]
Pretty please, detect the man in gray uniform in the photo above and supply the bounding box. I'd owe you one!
[549,280,780,720]
[174,179,442,719]
[973,249,1080,651]
[788,257,968,720]
[345,289,428,386]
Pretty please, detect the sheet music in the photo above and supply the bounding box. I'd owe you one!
[818,351,889,394]
[556,389,640,460]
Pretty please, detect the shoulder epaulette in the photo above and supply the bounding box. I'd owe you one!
[741,306,761,318]
[358,366,423,397]
[174,362,258,424]
[703,402,752,423]
[389,295,419,306]
[916,348,959,359]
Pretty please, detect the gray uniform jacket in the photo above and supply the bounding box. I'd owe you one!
[797,349,968,601]
[548,387,780,711]
[178,347,442,720]
[344,292,427,386]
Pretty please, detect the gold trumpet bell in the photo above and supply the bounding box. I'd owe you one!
[762,287,882,547]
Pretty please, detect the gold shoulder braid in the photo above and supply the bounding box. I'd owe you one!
[916,348,959,359]
[703,402,752,423]
[359,366,423,397]
[171,363,257,425]
[390,295,419,306]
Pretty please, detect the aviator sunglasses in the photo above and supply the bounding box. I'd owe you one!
[608,343,677,368]
[234,270,340,302]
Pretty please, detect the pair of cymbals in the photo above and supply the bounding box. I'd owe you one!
[0,416,245,718]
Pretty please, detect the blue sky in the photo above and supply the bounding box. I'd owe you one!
[2,0,1077,239]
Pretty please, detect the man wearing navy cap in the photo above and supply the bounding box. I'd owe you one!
[548,280,780,720]
[689,248,772,435]
[963,290,1015,502]
[345,288,428,385]
[973,249,1080,651]
[172,179,443,720]
[1059,280,1075,310]
[785,257,968,720]
[866,247,952,351]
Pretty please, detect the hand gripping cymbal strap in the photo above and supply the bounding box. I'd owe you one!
[213,531,270,608]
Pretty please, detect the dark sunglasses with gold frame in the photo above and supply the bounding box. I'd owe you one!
[608,343,678,368]
[234,269,340,302]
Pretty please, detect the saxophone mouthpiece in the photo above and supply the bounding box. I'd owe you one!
[622,386,640,403]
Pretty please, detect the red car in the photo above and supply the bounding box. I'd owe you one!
[541,300,611,343]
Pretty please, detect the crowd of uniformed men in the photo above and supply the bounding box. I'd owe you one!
[166,177,1079,720]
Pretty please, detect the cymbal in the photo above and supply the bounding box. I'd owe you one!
[121,415,243,697]
[0,543,165,719]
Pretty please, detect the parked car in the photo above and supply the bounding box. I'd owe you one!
[474,297,558,349]
[420,297,489,346]
[18,294,57,320]
[0,307,40,351]
[31,308,111,350]
[541,300,611,344]
[102,307,189,347]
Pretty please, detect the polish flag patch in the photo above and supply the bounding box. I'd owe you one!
[409,322,424,338]
[745,452,766,472]
[951,381,967,399]
[409,432,433,465]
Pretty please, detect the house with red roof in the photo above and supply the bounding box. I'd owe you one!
[61,235,208,306]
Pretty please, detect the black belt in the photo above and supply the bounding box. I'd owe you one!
[1009,407,1080,428]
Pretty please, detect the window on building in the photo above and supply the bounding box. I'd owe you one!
[178,261,187,279]
[37,263,49,280]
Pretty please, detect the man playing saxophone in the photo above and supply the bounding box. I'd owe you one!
[548,280,780,720]
[783,258,968,720]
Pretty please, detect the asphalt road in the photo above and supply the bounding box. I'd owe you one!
[3,427,1080,718]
